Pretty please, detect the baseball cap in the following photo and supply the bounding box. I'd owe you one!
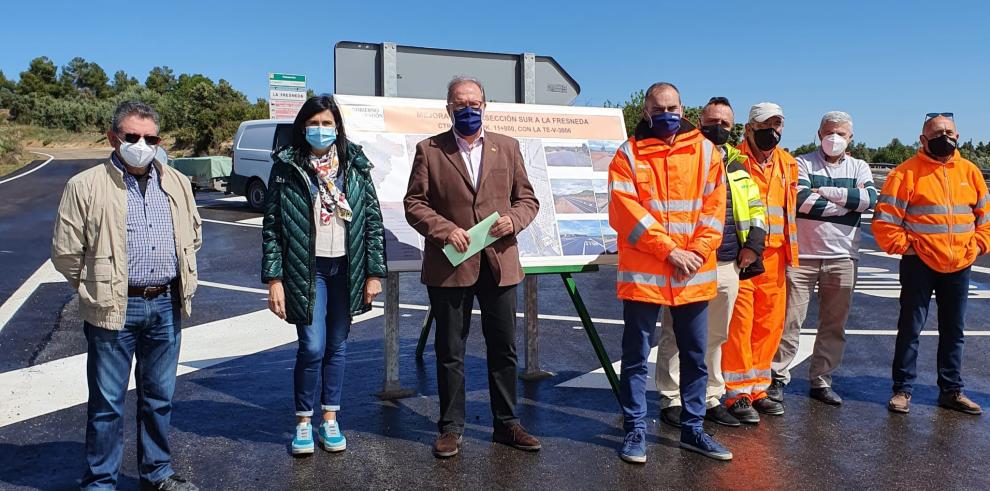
[749,102,784,123]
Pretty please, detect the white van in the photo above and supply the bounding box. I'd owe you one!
[229,119,294,210]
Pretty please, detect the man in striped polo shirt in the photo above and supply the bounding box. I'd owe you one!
[769,111,876,406]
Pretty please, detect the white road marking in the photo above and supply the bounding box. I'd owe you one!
[201,218,262,229]
[198,280,268,294]
[237,217,264,226]
[0,306,383,427]
[0,260,64,335]
[557,334,818,391]
[0,152,55,185]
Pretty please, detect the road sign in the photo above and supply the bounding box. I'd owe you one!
[269,73,306,88]
[268,73,307,120]
[333,41,580,105]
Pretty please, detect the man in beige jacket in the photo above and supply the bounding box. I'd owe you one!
[52,101,201,491]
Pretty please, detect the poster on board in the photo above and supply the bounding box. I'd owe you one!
[334,94,627,272]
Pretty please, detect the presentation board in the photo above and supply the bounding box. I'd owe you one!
[334,94,627,272]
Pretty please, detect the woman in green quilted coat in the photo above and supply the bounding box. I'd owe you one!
[261,95,386,455]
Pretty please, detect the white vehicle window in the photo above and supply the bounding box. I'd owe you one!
[237,126,274,151]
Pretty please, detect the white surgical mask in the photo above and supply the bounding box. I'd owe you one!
[821,134,848,157]
[118,137,157,168]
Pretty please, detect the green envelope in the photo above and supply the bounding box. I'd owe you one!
[442,211,502,267]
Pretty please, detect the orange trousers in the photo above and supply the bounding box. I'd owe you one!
[722,246,788,406]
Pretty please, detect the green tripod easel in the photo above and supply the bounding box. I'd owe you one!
[414,264,621,403]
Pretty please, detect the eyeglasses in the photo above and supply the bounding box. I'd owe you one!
[119,133,162,146]
[924,112,954,122]
[447,102,484,111]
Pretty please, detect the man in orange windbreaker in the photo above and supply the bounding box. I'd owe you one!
[608,82,730,463]
[873,113,990,416]
[721,102,799,423]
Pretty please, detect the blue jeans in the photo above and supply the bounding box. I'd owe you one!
[294,256,351,416]
[82,295,181,490]
[892,255,969,394]
[620,300,708,435]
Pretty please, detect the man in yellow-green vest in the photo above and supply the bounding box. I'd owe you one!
[655,96,768,428]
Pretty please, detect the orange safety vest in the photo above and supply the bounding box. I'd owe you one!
[736,140,799,267]
[872,149,990,273]
[608,125,726,306]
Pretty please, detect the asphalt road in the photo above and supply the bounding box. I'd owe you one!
[1,157,989,490]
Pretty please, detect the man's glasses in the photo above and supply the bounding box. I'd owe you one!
[119,133,161,146]
[448,102,483,112]
[924,112,954,122]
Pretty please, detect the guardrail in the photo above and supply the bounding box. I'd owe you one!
[870,162,990,180]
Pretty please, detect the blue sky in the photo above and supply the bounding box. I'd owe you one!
[3,0,989,149]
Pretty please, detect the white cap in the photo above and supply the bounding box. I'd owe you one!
[748,102,784,123]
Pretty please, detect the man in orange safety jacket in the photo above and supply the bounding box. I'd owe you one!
[873,113,990,416]
[721,102,799,423]
[608,82,731,463]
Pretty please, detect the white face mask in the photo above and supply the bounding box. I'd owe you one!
[821,134,848,157]
[118,137,157,168]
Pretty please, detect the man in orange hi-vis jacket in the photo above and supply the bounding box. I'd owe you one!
[608,82,730,463]
[721,102,799,424]
[873,113,990,416]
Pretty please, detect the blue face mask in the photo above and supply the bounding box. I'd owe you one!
[305,126,337,149]
[648,112,681,138]
[452,107,483,136]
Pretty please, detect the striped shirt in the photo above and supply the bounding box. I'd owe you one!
[112,154,178,287]
[795,150,877,259]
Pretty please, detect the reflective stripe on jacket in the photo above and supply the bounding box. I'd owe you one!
[736,140,799,267]
[872,149,990,273]
[608,120,726,306]
[724,144,767,256]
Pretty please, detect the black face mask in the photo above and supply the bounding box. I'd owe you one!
[752,127,781,151]
[701,124,731,146]
[926,134,957,158]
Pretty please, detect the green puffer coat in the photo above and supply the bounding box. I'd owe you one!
[261,143,387,324]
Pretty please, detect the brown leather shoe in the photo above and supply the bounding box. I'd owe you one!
[888,392,911,413]
[493,424,541,451]
[433,432,462,458]
[938,391,983,415]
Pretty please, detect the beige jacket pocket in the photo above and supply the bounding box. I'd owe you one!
[182,245,198,298]
[79,256,114,309]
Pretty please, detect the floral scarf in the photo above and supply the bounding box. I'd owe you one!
[308,146,353,224]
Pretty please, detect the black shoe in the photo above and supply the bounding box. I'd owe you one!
[705,405,741,427]
[728,398,760,424]
[767,380,785,402]
[660,406,682,428]
[140,475,199,491]
[752,397,785,416]
[810,387,843,406]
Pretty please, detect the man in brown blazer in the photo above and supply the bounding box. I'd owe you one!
[404,76,541,458]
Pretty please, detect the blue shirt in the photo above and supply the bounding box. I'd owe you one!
[112,154,178,287]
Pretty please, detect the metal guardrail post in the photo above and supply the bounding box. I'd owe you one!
[520,275,553,380]
[381,42,398,97]
[378,272,414,399]
[521,52,536,104]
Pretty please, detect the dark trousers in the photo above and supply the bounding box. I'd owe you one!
[620,300,708,435]
[428,256,519,434]
[82,295,181,490]
[892,255,969,394]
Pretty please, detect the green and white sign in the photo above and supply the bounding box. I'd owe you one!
[268,73,307,119]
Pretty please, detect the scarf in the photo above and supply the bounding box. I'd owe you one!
[307,146,353,224]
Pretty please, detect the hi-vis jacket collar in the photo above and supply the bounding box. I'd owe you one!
[917,148,962,166]
[633,118,703,155]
